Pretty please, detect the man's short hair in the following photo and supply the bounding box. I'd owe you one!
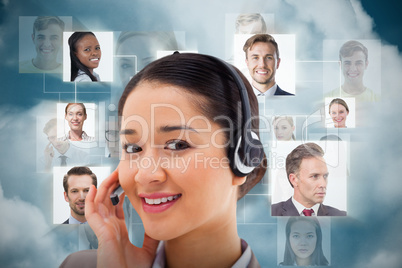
[286,143,324,187]
[33,16,65,35]
[43,118,57,135]
[339,40,368,61]
[235,13,267,34]
[63,166,97,193]
[243,34,279,59]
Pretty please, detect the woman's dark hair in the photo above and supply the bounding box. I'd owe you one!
[118,53,267,199]
[281,217,329,266]
[68,32,98,81]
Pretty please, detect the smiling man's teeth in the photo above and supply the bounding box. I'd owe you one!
[144,194,180,205]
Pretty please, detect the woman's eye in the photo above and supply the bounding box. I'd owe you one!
[124,143,142,153]
[120,63,133,70]
[165,140,190,151]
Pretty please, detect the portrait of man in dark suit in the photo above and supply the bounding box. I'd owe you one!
[243,34,294,97]
[271,143,346,216]
[63,166,98,224]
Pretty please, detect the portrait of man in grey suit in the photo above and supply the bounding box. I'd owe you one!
[271,143,346,216]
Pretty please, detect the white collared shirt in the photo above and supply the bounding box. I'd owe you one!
[50,143,90,167]
[292,196,320,216]
[253,83,277,98]
[68,215,87,224]
[151,239,252,268]
[60,131,95,142]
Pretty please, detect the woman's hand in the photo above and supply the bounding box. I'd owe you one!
[85,170,159,268]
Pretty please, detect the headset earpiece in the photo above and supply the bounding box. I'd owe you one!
[231,131,264,177]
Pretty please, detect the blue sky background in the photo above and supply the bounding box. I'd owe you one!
[1,0,402,267]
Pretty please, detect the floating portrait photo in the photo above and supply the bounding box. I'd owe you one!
[272,115,297,142]
[325,97,356,128]
[36,115,91,173]
[277,217,331,266]
[270,141,348,214]
[63,32,114,82]
[56,102,96,139]
[114,31,183,87]
[53,166,110,224]
[233,33,296,95]
[224,13,275,63]
[322,39,381,102]
[19,16,72,74]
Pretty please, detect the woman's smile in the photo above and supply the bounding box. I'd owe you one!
[140,193,182,213]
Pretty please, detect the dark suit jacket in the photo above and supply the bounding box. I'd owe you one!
[275,85,294,96]
[63,219,69,224]
[271,197,347,216]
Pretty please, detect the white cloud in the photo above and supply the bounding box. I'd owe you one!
[0,183,68,267]
[363,250,402,268]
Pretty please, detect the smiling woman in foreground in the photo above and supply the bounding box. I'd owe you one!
[60,53,267,268]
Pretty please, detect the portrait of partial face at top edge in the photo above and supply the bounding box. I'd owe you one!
[69,32,101,82]
[116,53,266,242]
[235,13,267,35]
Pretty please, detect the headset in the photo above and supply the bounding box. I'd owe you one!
[210,55,264,177]
[111,52,264,205]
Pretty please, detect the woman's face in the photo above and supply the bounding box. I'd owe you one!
[65,104,87,132]
[74,34,101,72]
[118,82,241,241]
[274,119,294,141]
[117,35,156,86]
[289,220,317,262]
[329,103,349,128]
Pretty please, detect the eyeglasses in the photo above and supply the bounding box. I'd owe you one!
[105,130,120,142]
